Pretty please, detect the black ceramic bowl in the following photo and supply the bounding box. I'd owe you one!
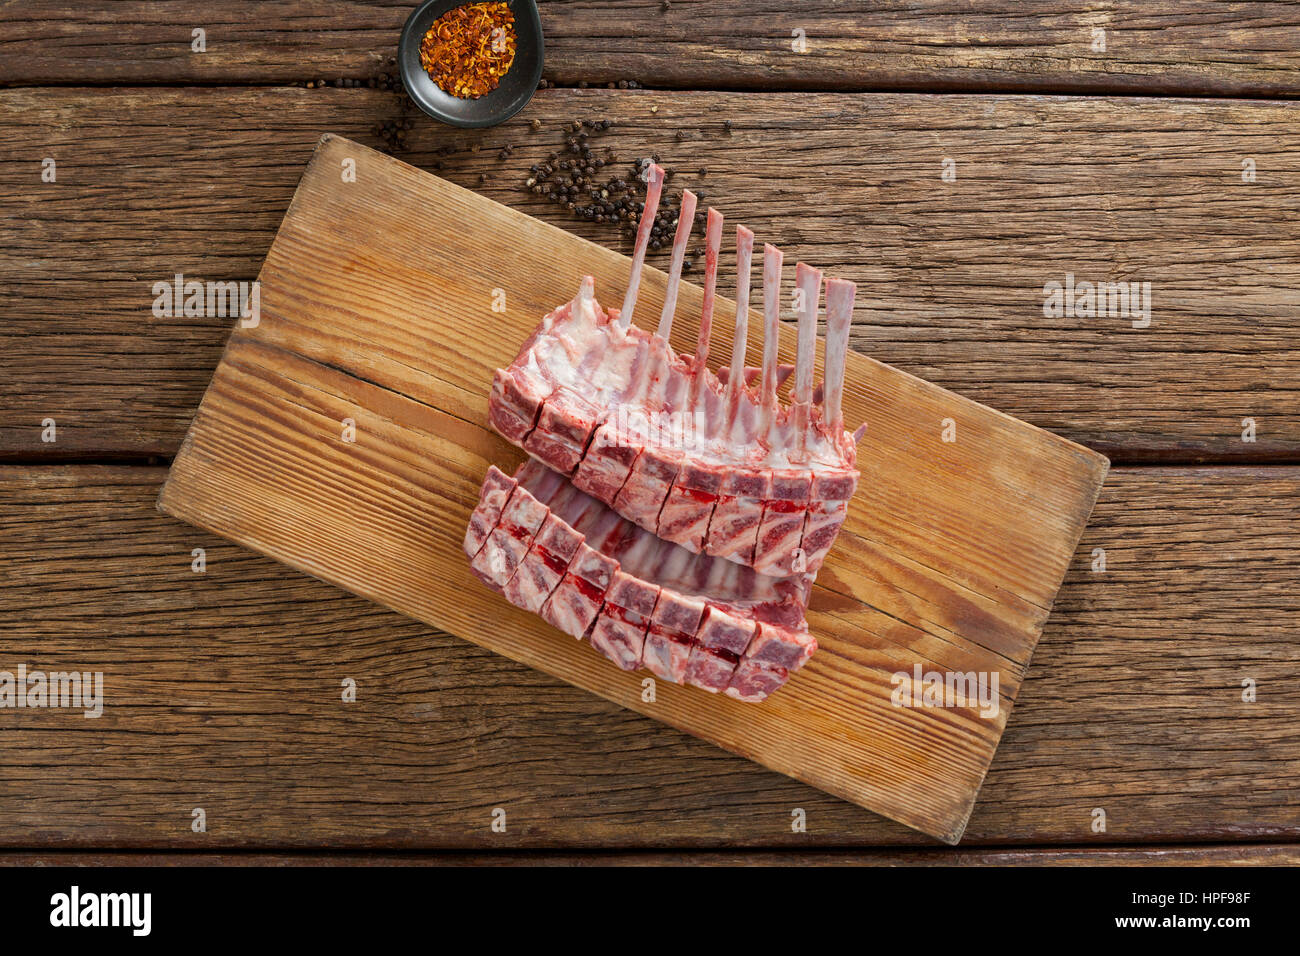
[398,0,544,128]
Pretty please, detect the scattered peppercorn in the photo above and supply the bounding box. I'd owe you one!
[363,70,417,155]
[517,121,704,252]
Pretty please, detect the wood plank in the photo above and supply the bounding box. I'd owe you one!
[2,465,1297,847]
[1,1,1298,95]
[153,135,1106,843]
[4,88,1298,461]
[3,845,1298,866]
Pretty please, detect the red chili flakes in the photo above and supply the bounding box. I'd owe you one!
[420,2,518,99]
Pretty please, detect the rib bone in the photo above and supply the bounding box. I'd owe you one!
[823,278,856,437]
[689,207,724,404]
[759,243,784,436]
[656,189,697,340]
[791,262,823,458]
[617,162,665,330]
[727,225,755,429]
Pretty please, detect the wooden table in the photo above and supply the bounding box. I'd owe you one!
[2,1,1298,865]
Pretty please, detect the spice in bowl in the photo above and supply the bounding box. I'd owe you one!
[419,2,518,99]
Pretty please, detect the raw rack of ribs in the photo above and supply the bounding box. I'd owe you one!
[466,164,862,702]
[464,460,816,702]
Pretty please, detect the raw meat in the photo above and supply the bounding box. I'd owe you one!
[466,166,865,701]
[463,459,817,700]
[487,165,860,579]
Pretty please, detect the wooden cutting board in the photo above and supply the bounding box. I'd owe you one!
[159,134,1108,844]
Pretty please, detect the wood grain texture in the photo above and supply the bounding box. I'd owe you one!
[1,1,1298,95]
[3,0,1295,868]
[3,845,1298,866]
[3,88,1298,462]
[151,135,1106,843]
[1,465,1296,848]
